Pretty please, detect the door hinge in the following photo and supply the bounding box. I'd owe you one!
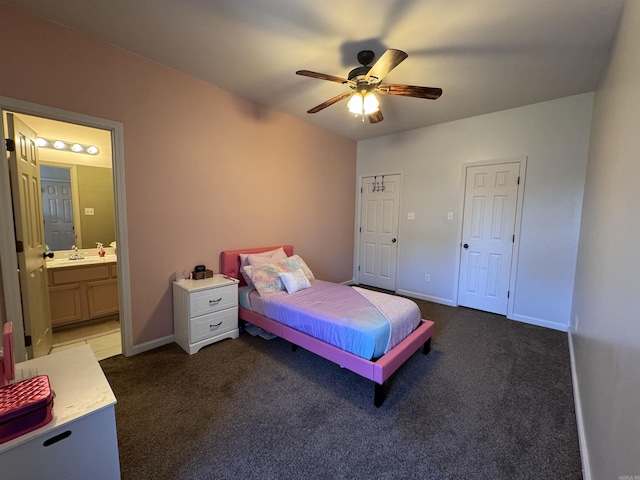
[517,176,520,185]
[507,291,510,299]
[16,240,24,253]
[512,234,515,243]
[360,187,363,194]
[358,266,360,271]
[5,138,15,152]
[24,335,32,347]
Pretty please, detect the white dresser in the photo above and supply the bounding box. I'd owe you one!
[173,274,239,354]
[0,345,120,480]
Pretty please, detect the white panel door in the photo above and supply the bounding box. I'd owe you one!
[458,162,520,315]
[358,174,401,291]
[7,114,53,358]
[41,179,76,250]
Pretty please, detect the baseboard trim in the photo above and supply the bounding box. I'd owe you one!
[130,334,174,356]
[509,313,569,332]
[396,289,455,307]
[568,332,591,480]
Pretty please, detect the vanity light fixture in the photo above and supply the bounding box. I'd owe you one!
[35,137,100,155]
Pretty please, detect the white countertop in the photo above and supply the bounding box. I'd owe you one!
[0,345,117,452]
[46,254,117,269]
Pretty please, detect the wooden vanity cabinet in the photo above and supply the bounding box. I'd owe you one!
[48,263,119,327]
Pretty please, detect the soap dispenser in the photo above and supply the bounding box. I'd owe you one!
[97,242,105,257]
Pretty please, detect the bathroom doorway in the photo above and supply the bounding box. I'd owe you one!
[6,112,121,360]
[0,96,132,361]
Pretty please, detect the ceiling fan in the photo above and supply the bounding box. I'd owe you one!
[296,49,442,124]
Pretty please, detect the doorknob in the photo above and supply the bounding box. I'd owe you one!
[42,251,54,259]
[392,238,397,243]
[463,243,469,249]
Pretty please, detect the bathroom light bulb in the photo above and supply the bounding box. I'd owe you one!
[53,140,65,150]
[87,146,99,155]
[71,143,83,152]
[36,138,48,147]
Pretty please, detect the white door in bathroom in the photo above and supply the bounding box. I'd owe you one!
[6,113,53,358]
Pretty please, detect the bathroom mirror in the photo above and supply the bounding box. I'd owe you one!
[40,164,115,250]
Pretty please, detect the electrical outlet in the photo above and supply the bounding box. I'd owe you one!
[407,212,416,220]
[424,274,430,282]
[447,211,454,220]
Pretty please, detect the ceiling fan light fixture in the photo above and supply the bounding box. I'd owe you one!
[347,91,379,115]
[347,93,362,115]
[297,48,441,124]
[363,91,379,114]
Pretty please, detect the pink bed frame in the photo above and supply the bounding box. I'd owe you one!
[220,245,435,406]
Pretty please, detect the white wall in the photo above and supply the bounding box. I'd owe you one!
[571,1,640,478]
[357,93,593,330]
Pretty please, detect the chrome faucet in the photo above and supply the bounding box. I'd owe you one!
[69,245,85,260]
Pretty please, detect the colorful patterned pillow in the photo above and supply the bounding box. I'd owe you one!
[279,268,311,294]
[243,263,287,296]
[239,247,287,286]
[244,255,315,296]
[279,255,315,281]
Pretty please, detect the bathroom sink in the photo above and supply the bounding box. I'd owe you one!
[47,254,117,268]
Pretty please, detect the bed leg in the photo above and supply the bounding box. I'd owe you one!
[291,343,298,352]
[374,382,386,408]
[422,337,432,355]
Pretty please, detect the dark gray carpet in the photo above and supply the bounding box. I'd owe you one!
[100,300,582,480]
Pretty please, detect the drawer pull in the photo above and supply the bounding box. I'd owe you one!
[209,321,223,330]
[209,298,222,305]
[43,430,72,447]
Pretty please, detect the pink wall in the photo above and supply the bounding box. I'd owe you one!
[0,4,356,346]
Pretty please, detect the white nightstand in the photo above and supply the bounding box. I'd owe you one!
[173,274,239,354]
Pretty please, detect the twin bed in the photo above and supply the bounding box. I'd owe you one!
[220,245,435,407]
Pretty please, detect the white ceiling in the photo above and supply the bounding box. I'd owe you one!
[3,0,625,141]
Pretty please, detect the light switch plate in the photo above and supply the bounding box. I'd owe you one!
[85,207,95,216]
[407,212,416,220]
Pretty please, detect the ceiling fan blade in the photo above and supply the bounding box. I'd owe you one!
[367,110,384,124]
[307,91,352,114]
[364,49,408,83]
[296,70,352,85]
[377,83,442,100]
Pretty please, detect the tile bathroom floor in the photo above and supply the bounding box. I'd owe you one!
[50,317,121,361]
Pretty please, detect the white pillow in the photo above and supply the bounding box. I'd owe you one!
[279,268,311,294]
[239,247,287,286]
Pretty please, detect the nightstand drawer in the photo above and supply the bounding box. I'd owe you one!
[190,284,236,317]
[190,308,238,342]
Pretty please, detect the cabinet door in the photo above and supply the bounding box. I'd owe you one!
[49,284,83,327]
[87,279,119,318]
[0,407,121,480]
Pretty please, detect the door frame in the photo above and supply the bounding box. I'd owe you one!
[454,156,527,319]
[353,170,404,289]
[0,96,132,360]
